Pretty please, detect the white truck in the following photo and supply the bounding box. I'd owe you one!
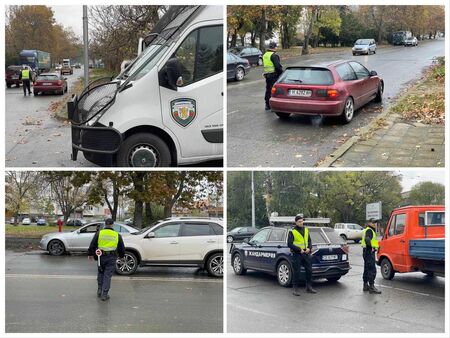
[68,6,223,167]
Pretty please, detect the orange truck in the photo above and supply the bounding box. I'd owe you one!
[377,205,445,280]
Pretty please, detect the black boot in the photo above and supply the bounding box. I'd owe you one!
[292,286,301,296]
[306,283,317,294]
[363,282,369,292]
[101,292,110,301]
[97,288,102,297]
[265,104,271,111]
[369,284,382,294]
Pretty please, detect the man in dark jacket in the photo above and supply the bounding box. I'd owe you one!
[361,219,382,294]
[262,41,283,110]
[19,65,32,96]
[88,218,125,301]
[288,214,317,296]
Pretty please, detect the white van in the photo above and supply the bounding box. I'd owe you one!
[69,6,223,167]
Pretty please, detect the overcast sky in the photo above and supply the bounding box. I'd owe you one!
[52,6,84,38]
[395,170,445,192]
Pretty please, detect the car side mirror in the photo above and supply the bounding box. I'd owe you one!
[243,238,249,244]
[369,70,377,77]
[64,77,67,80]
[146,232,155,238]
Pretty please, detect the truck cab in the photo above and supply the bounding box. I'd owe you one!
[69,5,223,167]
[377,205,445,279]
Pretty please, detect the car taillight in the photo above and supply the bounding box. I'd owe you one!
[57,80,62,85]
[317,89,339,98]
[271,86,284,96]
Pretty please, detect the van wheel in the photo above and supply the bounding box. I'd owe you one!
[374,83,383,103]
[117,133,171,167]
[340,234,347,241]
[277,260,292,287]
[232,253,247,275]
[115,252,138,275]
[380,258,395,280]
[275,112,291,119]
[340,97,354,124]
[206,252,223,277]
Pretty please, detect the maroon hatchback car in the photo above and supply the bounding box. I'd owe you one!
[269,60,383,123]
[33,72,68,96]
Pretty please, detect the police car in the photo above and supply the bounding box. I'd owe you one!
[230,226,350,287]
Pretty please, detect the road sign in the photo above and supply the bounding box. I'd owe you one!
[366,202,382,220]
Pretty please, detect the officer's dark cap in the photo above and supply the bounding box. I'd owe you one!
[269,41,277,49]
[105,218,114,225]
[368,218,376,223]
[295,214,304,222]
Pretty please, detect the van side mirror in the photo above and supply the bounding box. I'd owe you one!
[164,57,183,91]
[176,76,183,87]
[369,70,378,77]
[146,232,155,238]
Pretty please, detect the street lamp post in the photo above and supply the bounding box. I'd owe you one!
[82,6,89,88]
[251,171,255,228]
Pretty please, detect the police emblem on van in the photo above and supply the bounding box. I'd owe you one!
[171,99,196,127]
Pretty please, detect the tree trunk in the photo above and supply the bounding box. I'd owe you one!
[163,204,173,218]
[63,211,71,224]
[133,202,143,228]
[251,31,256,46]
[144,202,152,225]
[230,29,237,48]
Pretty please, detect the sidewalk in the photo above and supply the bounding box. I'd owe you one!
[321,112,444,167]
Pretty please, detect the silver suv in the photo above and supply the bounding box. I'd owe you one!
[116,217,224,277]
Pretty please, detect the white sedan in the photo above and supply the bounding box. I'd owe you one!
[40,221,138,256]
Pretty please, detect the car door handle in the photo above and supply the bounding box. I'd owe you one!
[170,241,178,244]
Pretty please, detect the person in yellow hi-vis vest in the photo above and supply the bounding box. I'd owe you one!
[361,218,382,294]
[19,65,32,96]
[287,214,317,296]
[262,41,283,110]
[88,218,125,301]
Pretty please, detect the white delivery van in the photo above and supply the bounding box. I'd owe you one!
[69,6,223,167]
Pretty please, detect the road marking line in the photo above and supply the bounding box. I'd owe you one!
[5,273,222,284]
[227,110,240,115]
[228,303,278,318]
[377,284,444,300]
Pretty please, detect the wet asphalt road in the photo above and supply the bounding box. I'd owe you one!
[4,67,223,168]
[227,39,445,167]
[227,243,445,333]
[5,251,223,333]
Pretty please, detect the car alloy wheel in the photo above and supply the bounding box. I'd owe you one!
[235,68,244,81]
[208,253,223,277]
[116,253,137,275]
[227,235,233,243]
[277,261,291,286]
[233,254,242,273]
[342,97,354,123]
[48,240,65,256]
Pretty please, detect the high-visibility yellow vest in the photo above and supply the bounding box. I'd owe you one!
[263,51,275,73]
[361,227,379,249]
[98,228,119,251]
[21,69,30,80]
[291,227,309,250]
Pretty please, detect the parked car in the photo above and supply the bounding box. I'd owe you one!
[33,73,68,96]
[227,226,258,243]
[124,218,133,225]
[227,52,251,81]
[5,65,23,88]
[115,217,224,277]
[334,223,363,243]
[73,63,81,69]
[61,64,73,75]
[21,218,31,225]
[37,218,46,226]
[269,60,384,124]
[228,46,263,66]
[40,221,139,256]
[352,39,377,55]
[377,205,445,280]
[404,36,418,46]
[230,226,350,287]
[55,64,62,71]
[65,219,85,227]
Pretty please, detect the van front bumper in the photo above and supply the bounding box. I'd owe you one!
[68,95,122,163]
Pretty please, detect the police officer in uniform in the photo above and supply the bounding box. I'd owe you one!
[19,65,32,96]
[262,41,283,110]
[361,218,382,294]
[88,218,125,301]
[288,214,317,296]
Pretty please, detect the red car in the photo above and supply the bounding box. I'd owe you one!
[269,60,383,123]
[5,65,22,88]
[33,72,68,96]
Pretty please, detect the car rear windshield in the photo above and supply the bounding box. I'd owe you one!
[278,67,334,85]
[37,75,58,81]
[322,228,346,244]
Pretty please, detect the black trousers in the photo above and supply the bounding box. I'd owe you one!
[363,248,377,284]
[292,252,313,287]
[264,73,278,107]
[97,254,117,293]
[22,80,31,95]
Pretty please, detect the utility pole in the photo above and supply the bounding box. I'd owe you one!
[82,6,89,88]
[251,171,255,228]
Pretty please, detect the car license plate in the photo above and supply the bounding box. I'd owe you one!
[322,254,338,261]
[288,89,312,97]
[43,83,52,86]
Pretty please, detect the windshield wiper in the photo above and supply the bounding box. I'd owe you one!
[287,79,303,83]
